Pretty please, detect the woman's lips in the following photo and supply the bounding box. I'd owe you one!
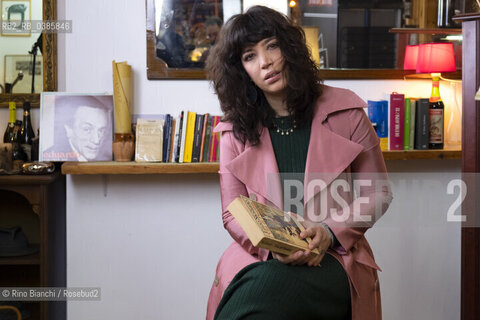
[265,71,281,84]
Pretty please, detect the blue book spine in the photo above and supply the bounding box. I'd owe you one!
[163,114,172,162]
[377,100,389,138]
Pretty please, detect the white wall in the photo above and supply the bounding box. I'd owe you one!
[54,0,462,319]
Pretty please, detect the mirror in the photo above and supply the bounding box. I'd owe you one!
[0,0,57,107]
[146,0,462,80]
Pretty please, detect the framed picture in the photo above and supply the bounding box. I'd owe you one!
[39,93,114,162]
[1,0,31,36]
[4,54,42,93]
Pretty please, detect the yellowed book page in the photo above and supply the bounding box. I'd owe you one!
[227,199,265,246]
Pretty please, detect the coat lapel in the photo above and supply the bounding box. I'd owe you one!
[225,127,283,210]
[303,112,364,206]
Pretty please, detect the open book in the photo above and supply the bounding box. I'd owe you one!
[227,196,319,256]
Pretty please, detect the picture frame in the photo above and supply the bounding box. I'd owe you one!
[40,92,114,162]
[4,54,42,93]
[0,0,31,36]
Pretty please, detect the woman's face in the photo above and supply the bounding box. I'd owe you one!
[241,37,286,98]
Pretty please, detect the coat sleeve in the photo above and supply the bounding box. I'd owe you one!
[325,108,393,254]
[218,130,262,256]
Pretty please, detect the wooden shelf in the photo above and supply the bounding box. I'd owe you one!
[61,149,461,175]
[0,172,60,185]
[382,149,461,160]
[0,252,40,265]
[61,162,220,175]
[389,28,462,34]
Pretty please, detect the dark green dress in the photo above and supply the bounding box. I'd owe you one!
[214,116,352,320]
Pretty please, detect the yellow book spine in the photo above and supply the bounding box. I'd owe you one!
[380,137,388,151]
[183,111,196,163]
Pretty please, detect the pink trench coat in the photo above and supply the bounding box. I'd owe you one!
[206,86,393,320]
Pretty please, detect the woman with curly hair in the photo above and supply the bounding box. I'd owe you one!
[205,6,392,320]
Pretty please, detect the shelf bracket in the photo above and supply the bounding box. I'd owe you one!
[102,175,108,197]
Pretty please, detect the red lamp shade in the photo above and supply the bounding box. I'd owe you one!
[403,45,419,70]
[416,43,456,73]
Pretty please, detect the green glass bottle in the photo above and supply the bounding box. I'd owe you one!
[3,102,16,143]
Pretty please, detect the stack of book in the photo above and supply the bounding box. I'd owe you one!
[367,93,433,151]
[134,112,222,163]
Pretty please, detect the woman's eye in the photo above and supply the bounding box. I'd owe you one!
[268,42,279,49]
[243,53,254,62]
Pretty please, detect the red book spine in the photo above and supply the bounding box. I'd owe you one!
[389,92,405,150]
[210,116,220,162]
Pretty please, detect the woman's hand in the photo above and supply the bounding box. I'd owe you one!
[272,219,333,267]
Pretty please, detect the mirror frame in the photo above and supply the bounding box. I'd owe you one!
[146,0,462,81]
[0,0,57,108]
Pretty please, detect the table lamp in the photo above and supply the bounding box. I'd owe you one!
[404,43,457,149]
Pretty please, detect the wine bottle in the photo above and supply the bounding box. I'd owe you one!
[12,120,28,162]
[20,101,35,161]
[3,102,16,143]
[20,101,35,144]
[429,75,444,149]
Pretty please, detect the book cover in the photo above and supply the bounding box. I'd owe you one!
[191,113,205,162]
[202,114,212,162]
[199,113,209,162]
[409,99,416,150]
[209,116,221,162]
[40,93,114,162]
[404,98,411,150]
[367,100,388,151]
[183,111,196,163]
[414,98,430,150]
[175,112,184,162]
[389,92,405,150]
[163,114,172,162]
[179,111,188,163]
[169,119,176,163]
[135,119,164,162]
[227,195,319,256]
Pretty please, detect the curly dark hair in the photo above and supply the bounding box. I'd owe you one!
[206,5,323,145]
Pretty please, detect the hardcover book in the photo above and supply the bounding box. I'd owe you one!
[227,196,319,256]
[163,114,172,162]
[389,92,405,150]
[414,98,430,149]
[409,99,416,150]
[183,111,196,163]
[191,113,205,162]
[174,111,184,163]
[404,98,411,150]
[367,100,388,151]
[202,114,212,162]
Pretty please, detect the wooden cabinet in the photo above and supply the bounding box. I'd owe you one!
[0,172,66,320]
[453,12,480,320]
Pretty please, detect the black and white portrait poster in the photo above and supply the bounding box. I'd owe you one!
[40,93,114,161]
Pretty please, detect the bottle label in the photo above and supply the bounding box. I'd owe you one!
[429,109,444,143]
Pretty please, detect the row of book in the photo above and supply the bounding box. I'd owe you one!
[368,93,433,151]
[135,112,221,163]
